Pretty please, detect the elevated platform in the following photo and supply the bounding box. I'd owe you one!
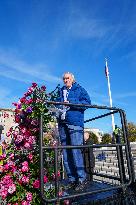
[59,180,136,205]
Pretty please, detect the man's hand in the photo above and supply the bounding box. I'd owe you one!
[64,101,69,103]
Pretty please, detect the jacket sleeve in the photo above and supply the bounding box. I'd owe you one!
[79,87,91,105]
[69,87,91,110]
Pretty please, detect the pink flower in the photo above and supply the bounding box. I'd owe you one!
[21,201,30,205]
[21,176,30,184]
[21,162,29,172]
[21,127,27,133]
[22,161,28,167]
[13,130,19,136]
[52,140,58,147]
[20,97,26,103]
[16,102,22,109]
[41,85,46,91]
[27,98,33,104]
[57,171,60,177]
[24,142,31,149]
[4,163,9,171]
[33,179,40,188]
[2,153,6,158]
[21,161,29,172]
[64,200,70,205]
[5,161,17,173]
[15,115,21,123]
[26,192,33,201]
[1,190,8,199]
[8,183,16,194]
[52,171,61,179]
[0,153,6,160]
[9,153,14,159]
[6,131,11,137]
[28,136,36,144]
[28,87,34,92]
[12,102,17,106]
[44,176,48,183]
[2,174,11,182]
[28,153,33,161]
[32,82,37,88]
[15,135,24,143]
[22,166,29,172]
[58,191,63,197]
[24,92,30,97]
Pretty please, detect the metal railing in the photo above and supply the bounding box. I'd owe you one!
[39,102,135,204]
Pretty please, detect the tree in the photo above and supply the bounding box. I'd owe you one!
[101,133,112,144]
[89,132,99,144]
[127,122,136,142]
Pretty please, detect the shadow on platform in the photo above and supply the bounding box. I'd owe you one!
[60,180,136,205]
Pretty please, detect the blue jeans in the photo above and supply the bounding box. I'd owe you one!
[58,123,86,183]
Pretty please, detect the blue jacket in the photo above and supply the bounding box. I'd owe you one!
[57,82,91,127]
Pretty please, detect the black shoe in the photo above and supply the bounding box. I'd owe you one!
[65,181,77,190]
[75,179,88,192]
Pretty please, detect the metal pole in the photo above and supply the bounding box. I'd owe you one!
[105,59,115,131]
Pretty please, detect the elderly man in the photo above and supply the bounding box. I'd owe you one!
[57,72,91,192]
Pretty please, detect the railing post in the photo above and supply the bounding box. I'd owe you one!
[116,144,126,184]
[121,110,135,183]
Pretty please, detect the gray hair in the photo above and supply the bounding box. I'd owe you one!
[62,72,76,82]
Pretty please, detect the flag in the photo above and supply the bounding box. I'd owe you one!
[105,60,109,78]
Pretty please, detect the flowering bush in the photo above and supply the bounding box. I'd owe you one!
[0,83,61,204]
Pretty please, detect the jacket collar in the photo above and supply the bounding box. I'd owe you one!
[70,82,78,91]
[63,82,78,91]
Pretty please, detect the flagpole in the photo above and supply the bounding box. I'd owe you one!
[105,59,115,132]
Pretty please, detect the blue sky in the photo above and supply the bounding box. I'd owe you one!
[0,0,136,133]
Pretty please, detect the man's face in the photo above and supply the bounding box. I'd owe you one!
[63,74,74,88]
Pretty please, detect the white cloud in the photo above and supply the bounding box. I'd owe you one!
[0,68,33,83]
[0,50,61,83]
[67,17,112,39]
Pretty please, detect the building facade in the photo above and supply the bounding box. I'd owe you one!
[0,108,15,141]
[84,127,103,143]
